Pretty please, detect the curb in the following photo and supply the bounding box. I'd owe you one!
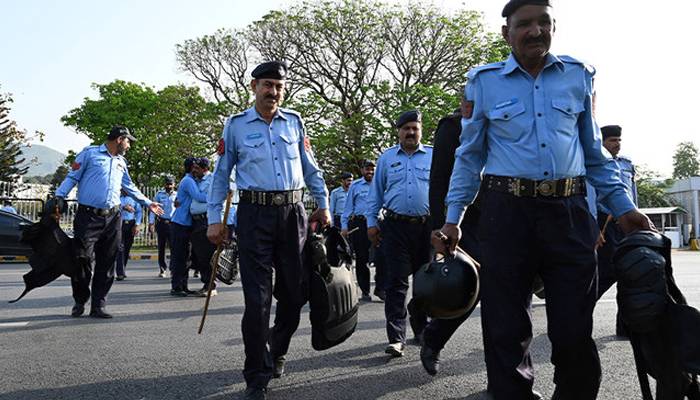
[1,254,169,263]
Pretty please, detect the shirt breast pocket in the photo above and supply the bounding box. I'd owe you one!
[387,167,405,186]
[279,132,300,159]
[415,166,430,181]
[550,99,584,136]
[487,102,529,140]
[240,136,266,161]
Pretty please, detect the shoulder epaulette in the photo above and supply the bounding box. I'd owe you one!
[559,55,596,74]
[617,155,634,163]
[279,108,302,119]
[467,62,505,80]
[228,111,246,122]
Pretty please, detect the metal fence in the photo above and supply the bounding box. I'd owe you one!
[1,181,319,248]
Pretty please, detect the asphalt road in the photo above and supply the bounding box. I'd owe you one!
[1,251,699,400]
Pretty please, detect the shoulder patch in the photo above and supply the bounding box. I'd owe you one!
[467,62,504,80]
[559,55,596,74]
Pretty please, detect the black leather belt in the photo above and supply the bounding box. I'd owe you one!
[349,215,366,221]
[483,175,586,198]
[239,189,304,206]
[156,217,170,224]
[122,219,136,225]
[191,213,207,222]
[78,204,120,217]
[383,209,429,224]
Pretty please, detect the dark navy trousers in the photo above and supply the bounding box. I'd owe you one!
[596,212,625,299]
[237,201,308,389]
[71,207,121,308]
[115,219,136,277]
[478,190,601,400]
[190,217,216,289]
[348,217,371,295]
[155,219,172,272]
[381,217,431,344]
[169,222,192,291]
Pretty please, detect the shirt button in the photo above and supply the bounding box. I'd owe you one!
[535,85,540,89]
[274,157,278,160]
[277,173,281,176]
[541,143,546,148]
[544,172,549,176]
[537,113,542,117]
[272,142,276,145]
[504,114,509,119]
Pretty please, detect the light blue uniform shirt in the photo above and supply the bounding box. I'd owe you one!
[329,186,349,217]
[120,195,143,224]
[172,174,207,226]
[597,156,637,215]
[149,189,177,224]
[341,178,372,230]
[446,53,635,224]
[366,144,432,228]
[207,107,329,225]
[56,144,151,209]
[190,172,212,215]
[226,204,238,227]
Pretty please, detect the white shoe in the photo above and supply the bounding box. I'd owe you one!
[385,342,404,357]
[158,272,165,278]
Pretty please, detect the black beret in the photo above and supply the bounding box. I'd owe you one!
[396,110,422,128]
[502,0,552,18]
[601,125,622,139]
[184,157,197,171]
[107,125,136,142]
[196,157,210,169]
[361,159,376,168]
[251,61,288,80]
[339,172,353,180]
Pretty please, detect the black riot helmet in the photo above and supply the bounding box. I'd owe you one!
[613,230,672,333]
[413,249,480,319]
[307,225,353,275]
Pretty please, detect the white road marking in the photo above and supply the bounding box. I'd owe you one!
[0,322,30,328]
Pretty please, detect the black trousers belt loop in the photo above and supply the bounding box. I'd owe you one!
[156,217,171,224]
[383,209,429,224]
[78,204,120,217]
[191,213,207,222]
[239,189,304,206]
[483,174,586,198]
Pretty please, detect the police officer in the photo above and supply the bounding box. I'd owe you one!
[437,2,654,398]
[595,125,638,337]
[149,175,177,277]
[330,172,353,227]
[1,200,17,214]
[115,189,143,281]
[189,157,217,296]
[206,61,330,400]
[53,126,163,318]
[366,110,432,358]
[341,161,375,301]
[169,157,208,297]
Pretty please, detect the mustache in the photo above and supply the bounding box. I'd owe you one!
[525,37,546,46]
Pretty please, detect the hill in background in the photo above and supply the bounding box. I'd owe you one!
[19,144,66,177]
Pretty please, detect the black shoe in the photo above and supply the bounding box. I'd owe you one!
[170,289,188,297]
[273,356,285,378]
[410,332,423,346]
[116,275,126,281]
[243,387,267,400]
[89,307,113,319]
[373,288,386,301]
[71,303,85,317]
[532,390,543,400]
[360,293,372,302]
[420,339,440,376]
[184,289,198,295]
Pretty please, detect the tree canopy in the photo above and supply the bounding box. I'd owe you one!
[176,0,509,180]
[61,80,226,186]
[672,141,700,179]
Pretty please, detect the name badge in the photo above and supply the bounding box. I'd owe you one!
[494,98,518,110]
[390,161,402,168]
[246,133,263,140]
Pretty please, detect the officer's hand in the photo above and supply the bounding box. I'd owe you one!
[133,226,140,236]
[149,202,164,216]
[174,199,180,208]
[618,209,656,234]
[436,223,461,254]
[309,208,331,227]
[207,223,225,246]
[149,224,155,234]
[341,229,349,238]
[368,226,381,247]
[124,205,135,213]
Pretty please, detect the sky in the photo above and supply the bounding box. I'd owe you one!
[2,0,698,177]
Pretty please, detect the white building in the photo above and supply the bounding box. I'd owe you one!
[666,177,700,243]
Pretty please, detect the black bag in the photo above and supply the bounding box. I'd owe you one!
[213,239,239,285]
[307,226,359,351]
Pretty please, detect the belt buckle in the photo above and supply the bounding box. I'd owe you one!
[537,180,555,196]
[508,178,521,197]
[272,193,285,206]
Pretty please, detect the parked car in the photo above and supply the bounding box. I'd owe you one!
[0,210,33,256]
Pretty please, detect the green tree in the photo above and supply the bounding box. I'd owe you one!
[61,80,225,185]
[0,89,29,185]
[636,165,675,208]
[177,0,508,178]
[672,141,700,179]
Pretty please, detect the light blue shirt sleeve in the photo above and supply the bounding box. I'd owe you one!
[366,155,387,228]
[208,117,238,225]
[341,183,357,230]
[134,203,143,225]
[296,117,329,209]
[55,148,89,199]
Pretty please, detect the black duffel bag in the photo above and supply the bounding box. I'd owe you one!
[306,226,359,351]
